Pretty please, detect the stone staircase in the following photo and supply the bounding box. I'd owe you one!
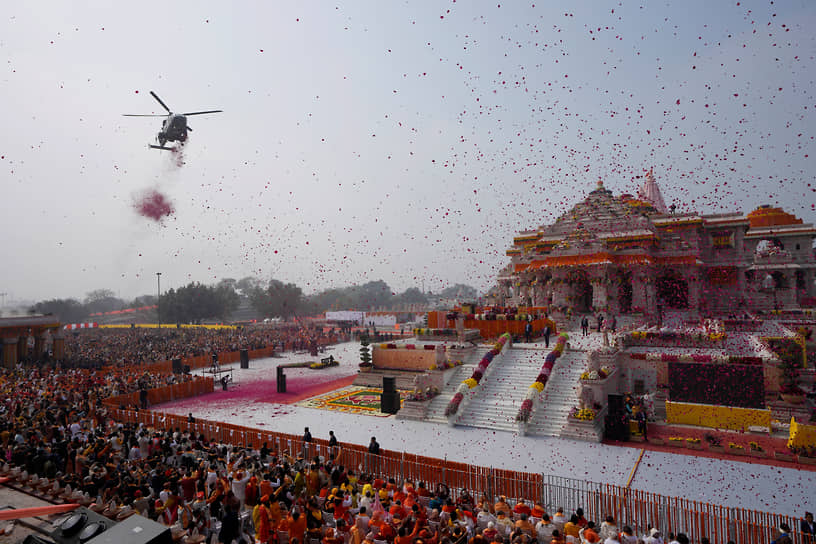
[526,350,587,437]
[453,348,546,432]
[423,347,490,425]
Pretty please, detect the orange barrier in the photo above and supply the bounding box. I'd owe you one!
[102,377,214,408]
[136,346,277,376]
[0,503,79,520]
[105,403,806,544]
[427,312,556,339]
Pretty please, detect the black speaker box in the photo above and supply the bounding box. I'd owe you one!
[380,391,400,414]
[240,348,249,369]
[171,358,182,374]
[608,393,625,413]
[604,413,631,441]
[50,507,117,544]
[382,376,396,393]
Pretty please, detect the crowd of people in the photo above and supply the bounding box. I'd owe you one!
[0,327,812,544]
[54,324,348,369]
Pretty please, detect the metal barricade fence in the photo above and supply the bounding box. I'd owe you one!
[107,409,806,544]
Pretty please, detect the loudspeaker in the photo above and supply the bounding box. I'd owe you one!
[85,512,171,544]
[380,391,400,414]
[382,376,396,393]
[240,349,249,369]
[23,536,53,544]
[608,393,624,414]
[171,358,182,374]
[604,413,630,441]
[50,507,117,544]
[183,365,191,374]
[277,367,287,393]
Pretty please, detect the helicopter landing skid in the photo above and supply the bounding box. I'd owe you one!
[148,144,175,151]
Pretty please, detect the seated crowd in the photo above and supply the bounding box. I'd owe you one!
[60,325,345,369]
[0,328,803,544]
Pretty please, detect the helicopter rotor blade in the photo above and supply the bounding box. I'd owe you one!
[122,114,167,117]
[182,110,223,116]
[150,91,172,113]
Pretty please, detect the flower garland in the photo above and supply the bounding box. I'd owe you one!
[516,333,569,422]
[628,330,727,342]
[444,333,511,417]
[628,353,764,365]
[580,367,611,381]
[429,359,463,371]
[569,407,596,421]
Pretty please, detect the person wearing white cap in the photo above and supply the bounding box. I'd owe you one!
[642,527,664,544]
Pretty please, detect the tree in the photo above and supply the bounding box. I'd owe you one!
[394,287,428,305]
[30,298,88,324]
[84,289,124,314]
[250,279,303,319]
[159,282,239,324]
[359,333,372,369]
[438,284,479,301]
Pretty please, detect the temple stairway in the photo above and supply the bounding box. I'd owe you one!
[453,348,547,433]
[423,347,489,425]
[526,350,586,437]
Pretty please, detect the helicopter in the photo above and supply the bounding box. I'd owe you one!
[123,91,222,150]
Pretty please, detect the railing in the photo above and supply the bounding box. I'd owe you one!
[105,403,805,544]
[102,377,214,408]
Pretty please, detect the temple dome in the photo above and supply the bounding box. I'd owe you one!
[746,205,803,228]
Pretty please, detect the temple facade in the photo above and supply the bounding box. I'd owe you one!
[498,171,816,317]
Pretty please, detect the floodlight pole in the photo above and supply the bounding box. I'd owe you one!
[157,272,162,329]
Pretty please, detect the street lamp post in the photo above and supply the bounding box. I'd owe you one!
[156,272,162,329]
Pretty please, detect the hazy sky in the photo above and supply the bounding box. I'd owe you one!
[2,1,814,304]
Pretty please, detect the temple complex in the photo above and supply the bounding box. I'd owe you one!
[498,170,816,317]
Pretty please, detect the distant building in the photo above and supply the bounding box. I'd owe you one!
[499,171,816,315]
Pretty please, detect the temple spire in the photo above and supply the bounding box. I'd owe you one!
[637,168,668,213]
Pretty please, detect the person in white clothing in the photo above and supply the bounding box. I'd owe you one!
[599,517,619,542]
[230,470,251,509]
[535,514,555,544]
[642,527,664,544]
[619,525,639,544]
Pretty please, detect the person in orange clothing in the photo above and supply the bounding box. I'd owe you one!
[394,518,420,544]
[515,513,535,537]
[323,527,344,544]
[288,509,307,544]
[513,501,531,517]
[549,529,565,543]
[494,496,511,516]
[563,515,580,541]
[256,495,272,544]
[574,508,588,528]
[579,521,600,543]
[415,482,432,497]
[389,500,407,521]
[258,475,275,501]
[531,503,546,520]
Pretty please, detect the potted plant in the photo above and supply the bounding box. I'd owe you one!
[358,334,373,373]
[728,443,745,456]
[667,437,685,448]
[685,437,702,450]
[748,441,766,458]
[705,433,725,453]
